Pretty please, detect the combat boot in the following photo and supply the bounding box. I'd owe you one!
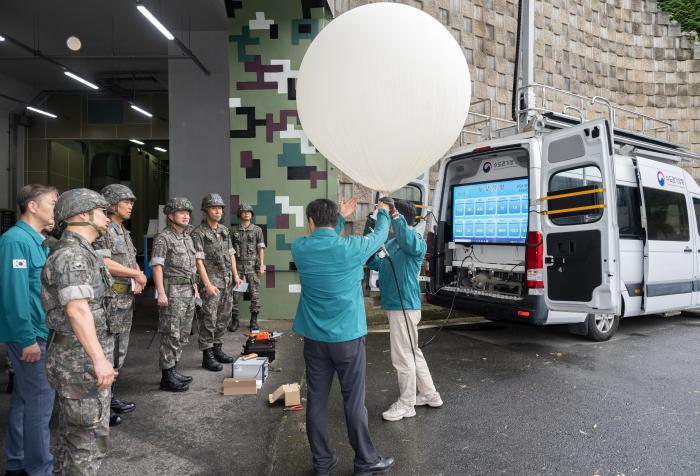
[228,315,240,332]
[250,312,260,331]
[109,413,122,427]
[172,364,192,384]
[160,368,189,392]
[202,348,223,371]
[111,382,135,414]
[213,343,235,363]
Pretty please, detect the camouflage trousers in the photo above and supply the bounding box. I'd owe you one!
[158,286,195,369]
[46,333,111,476]
[105,293,134,369]
[232,271,261,315]
[198,281,234,350]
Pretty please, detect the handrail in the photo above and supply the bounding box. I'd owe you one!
[461,97,516,145]
[515,83,672,140]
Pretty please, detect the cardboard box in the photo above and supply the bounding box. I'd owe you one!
[268,383,301,407]
[223,378,257,395]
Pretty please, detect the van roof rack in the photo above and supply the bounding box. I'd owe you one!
[515,83,700,163]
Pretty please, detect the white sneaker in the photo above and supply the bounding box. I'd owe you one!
[382,401,416,421]
[415,392,443,408]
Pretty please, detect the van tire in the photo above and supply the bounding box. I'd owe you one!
[586,313,619,341]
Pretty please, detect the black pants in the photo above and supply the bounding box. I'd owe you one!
[304,336,380,473]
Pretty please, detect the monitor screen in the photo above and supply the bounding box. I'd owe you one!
[452,177,529,244]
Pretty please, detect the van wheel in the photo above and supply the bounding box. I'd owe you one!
[586,313,619,341]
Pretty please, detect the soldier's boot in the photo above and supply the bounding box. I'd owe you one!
[109,413,122,427]
[111,383,136,414]
[212,343,235,364]
[160,368,189,392]
[228,314,240,332]
[249,312,260,332]
[172,364,192,384]
[202,348,223,371]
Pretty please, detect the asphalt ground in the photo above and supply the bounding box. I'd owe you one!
[1,294,700,475]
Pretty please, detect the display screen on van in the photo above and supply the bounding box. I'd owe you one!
[452,177,529,244]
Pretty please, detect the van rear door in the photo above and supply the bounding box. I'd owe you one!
[540,119,621,315]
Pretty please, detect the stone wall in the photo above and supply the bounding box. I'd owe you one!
[333,0,700,232]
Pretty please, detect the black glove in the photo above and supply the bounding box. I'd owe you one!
[378,197,395,213]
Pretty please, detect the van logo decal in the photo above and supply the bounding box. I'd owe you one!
[482,161,492,173]
[657,171,665,186]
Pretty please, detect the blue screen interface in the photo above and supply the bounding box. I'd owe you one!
[452,178,529,244]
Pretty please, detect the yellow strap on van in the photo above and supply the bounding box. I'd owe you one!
[543,204,607,215]
[539,188,605,202]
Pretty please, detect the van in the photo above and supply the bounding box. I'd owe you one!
[426,85,700,341]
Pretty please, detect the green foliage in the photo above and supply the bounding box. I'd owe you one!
[657,0,700,41]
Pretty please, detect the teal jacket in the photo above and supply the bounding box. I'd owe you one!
[0,220,50,347]
[367,214,426,311]
[292,209,390,343]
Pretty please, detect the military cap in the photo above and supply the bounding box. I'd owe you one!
[54,188,110,228]
[101,184,136,206]
[164,197,193,215]
[237,203,255,217]
[201,193,226,210]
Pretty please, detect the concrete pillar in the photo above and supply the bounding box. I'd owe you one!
[168,31,230,225]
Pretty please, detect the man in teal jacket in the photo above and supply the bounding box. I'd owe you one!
[367,199,442,422]
[292,197,395,476]
[0,184,58,476]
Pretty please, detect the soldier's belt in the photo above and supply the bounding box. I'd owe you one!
[164,276,193,285]
[48,331,77,347]
[111,283,131,294]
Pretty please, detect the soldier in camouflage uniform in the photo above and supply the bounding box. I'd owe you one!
[93,184,148,422]
[150,197,198,392]
[191,193,242,371]
[230,203,266,331]
[41,188,116,476]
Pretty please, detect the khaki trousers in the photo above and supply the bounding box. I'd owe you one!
[387,310,437,407]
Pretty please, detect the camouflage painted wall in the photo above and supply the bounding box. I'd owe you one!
[227,0,337,320]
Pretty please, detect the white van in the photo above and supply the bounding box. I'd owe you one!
[427,90,700,341]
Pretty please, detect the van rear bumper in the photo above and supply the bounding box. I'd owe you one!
[427,292,548,325]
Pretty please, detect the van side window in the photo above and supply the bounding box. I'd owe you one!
[693,197,700,235]
[643,187,689,241]
[548,165,603,226]
[616,185,643,239]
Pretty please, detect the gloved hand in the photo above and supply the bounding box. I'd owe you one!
[377,196,395,213]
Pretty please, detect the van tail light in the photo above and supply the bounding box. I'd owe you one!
[426,292,433,302]
[517,310,530,317]
[525,231,544,289]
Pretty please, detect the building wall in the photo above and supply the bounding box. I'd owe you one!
[335,0,700,207]
[228,0,338,319]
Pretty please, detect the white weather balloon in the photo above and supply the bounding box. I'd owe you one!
[296,2,471,192]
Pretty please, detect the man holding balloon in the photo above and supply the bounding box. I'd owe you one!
[292,197,395,476]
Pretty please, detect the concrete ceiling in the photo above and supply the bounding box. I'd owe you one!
[0,0,227,99]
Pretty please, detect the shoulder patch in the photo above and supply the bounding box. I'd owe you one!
[12,259,27,269]
[69,260,88,271]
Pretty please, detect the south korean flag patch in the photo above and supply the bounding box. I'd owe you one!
[12,259,27,269]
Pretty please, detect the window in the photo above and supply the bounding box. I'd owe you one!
[693,197,700,235]
[548,166,603,225]
[644,188,689,241]
[486,23,495,40]
[616,185,642,239]
[391,184,423,204]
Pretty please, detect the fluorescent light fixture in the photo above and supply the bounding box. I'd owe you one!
[130,104,153,118]
[129,139,145,145]
[0,35,5,42]
[154,147,167,153]
[137,5,175,40]
[26,106,57,119]
[64,71,99,90]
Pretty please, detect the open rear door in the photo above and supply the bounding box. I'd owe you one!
[540,119,621,314]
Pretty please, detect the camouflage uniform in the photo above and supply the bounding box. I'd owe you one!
[191,195,236,351]
[150,202,197,370]
[93,190,138,368]
[41,189,113,476]
[230,205,266,319]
